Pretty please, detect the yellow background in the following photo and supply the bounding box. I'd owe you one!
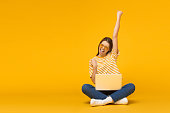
[0,0,170,112]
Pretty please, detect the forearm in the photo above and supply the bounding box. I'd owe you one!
[91,67,97,84]
[113,16,121,38]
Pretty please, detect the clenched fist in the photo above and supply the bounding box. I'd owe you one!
[91,58,97,68]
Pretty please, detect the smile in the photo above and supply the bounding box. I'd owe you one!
[100,49,105,53]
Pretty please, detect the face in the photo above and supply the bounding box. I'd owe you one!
[99,41,110,56]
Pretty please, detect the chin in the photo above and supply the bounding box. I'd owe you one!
[100,53,106,56]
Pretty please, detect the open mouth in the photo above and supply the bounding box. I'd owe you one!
[100,49,105,53]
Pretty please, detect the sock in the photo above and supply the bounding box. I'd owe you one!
[103,96,114,104]
[90,96,114,106]
[90,99,105,106]
[114,97,128,105]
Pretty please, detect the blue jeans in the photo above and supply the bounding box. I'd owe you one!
[82,83,135,102]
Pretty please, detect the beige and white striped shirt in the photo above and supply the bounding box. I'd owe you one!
[89,49,121,77]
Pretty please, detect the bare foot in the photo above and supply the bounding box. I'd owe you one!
[117,10,123,17]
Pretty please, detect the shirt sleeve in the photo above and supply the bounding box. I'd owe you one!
[110,49,120,60]
[89,59,93,78]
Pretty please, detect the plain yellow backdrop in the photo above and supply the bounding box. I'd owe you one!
[0,0,170,112]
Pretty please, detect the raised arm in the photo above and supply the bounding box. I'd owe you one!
[112,11,123,54]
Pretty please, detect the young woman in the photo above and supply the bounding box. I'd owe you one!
[82,11,135,107]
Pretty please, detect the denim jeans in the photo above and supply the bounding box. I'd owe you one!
[82,83,135,102]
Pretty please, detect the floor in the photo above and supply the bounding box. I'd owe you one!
[0,90,169,113]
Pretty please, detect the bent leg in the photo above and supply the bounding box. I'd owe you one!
[109,83,135,102]
[82,84,108,99]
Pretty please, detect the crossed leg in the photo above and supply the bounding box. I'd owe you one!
[82,84,108,99]
[82,83,135,103]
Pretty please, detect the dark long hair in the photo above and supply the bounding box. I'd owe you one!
[96,37,113,56]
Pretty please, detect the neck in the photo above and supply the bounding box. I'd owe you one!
[98,54,106,57]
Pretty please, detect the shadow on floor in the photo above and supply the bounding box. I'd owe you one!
[84,99,138,105]
[84,101,90,104]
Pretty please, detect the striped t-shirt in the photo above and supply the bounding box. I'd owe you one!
[89,49,121,77]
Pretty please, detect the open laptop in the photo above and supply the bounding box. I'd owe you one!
[95,74,122,90]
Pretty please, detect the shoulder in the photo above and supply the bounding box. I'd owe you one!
[91,56,97,60]
[89,56,98,63]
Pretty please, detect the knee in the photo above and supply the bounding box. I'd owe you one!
[82,84,90,94]
[128,83,135,92]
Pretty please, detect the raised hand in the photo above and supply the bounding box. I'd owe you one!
[117,10,123,17]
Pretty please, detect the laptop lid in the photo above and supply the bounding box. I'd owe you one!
[95,74,122,90]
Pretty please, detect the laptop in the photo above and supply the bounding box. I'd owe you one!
[95,74,122,90]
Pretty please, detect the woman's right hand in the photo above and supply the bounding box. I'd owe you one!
[91,58,97,68]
